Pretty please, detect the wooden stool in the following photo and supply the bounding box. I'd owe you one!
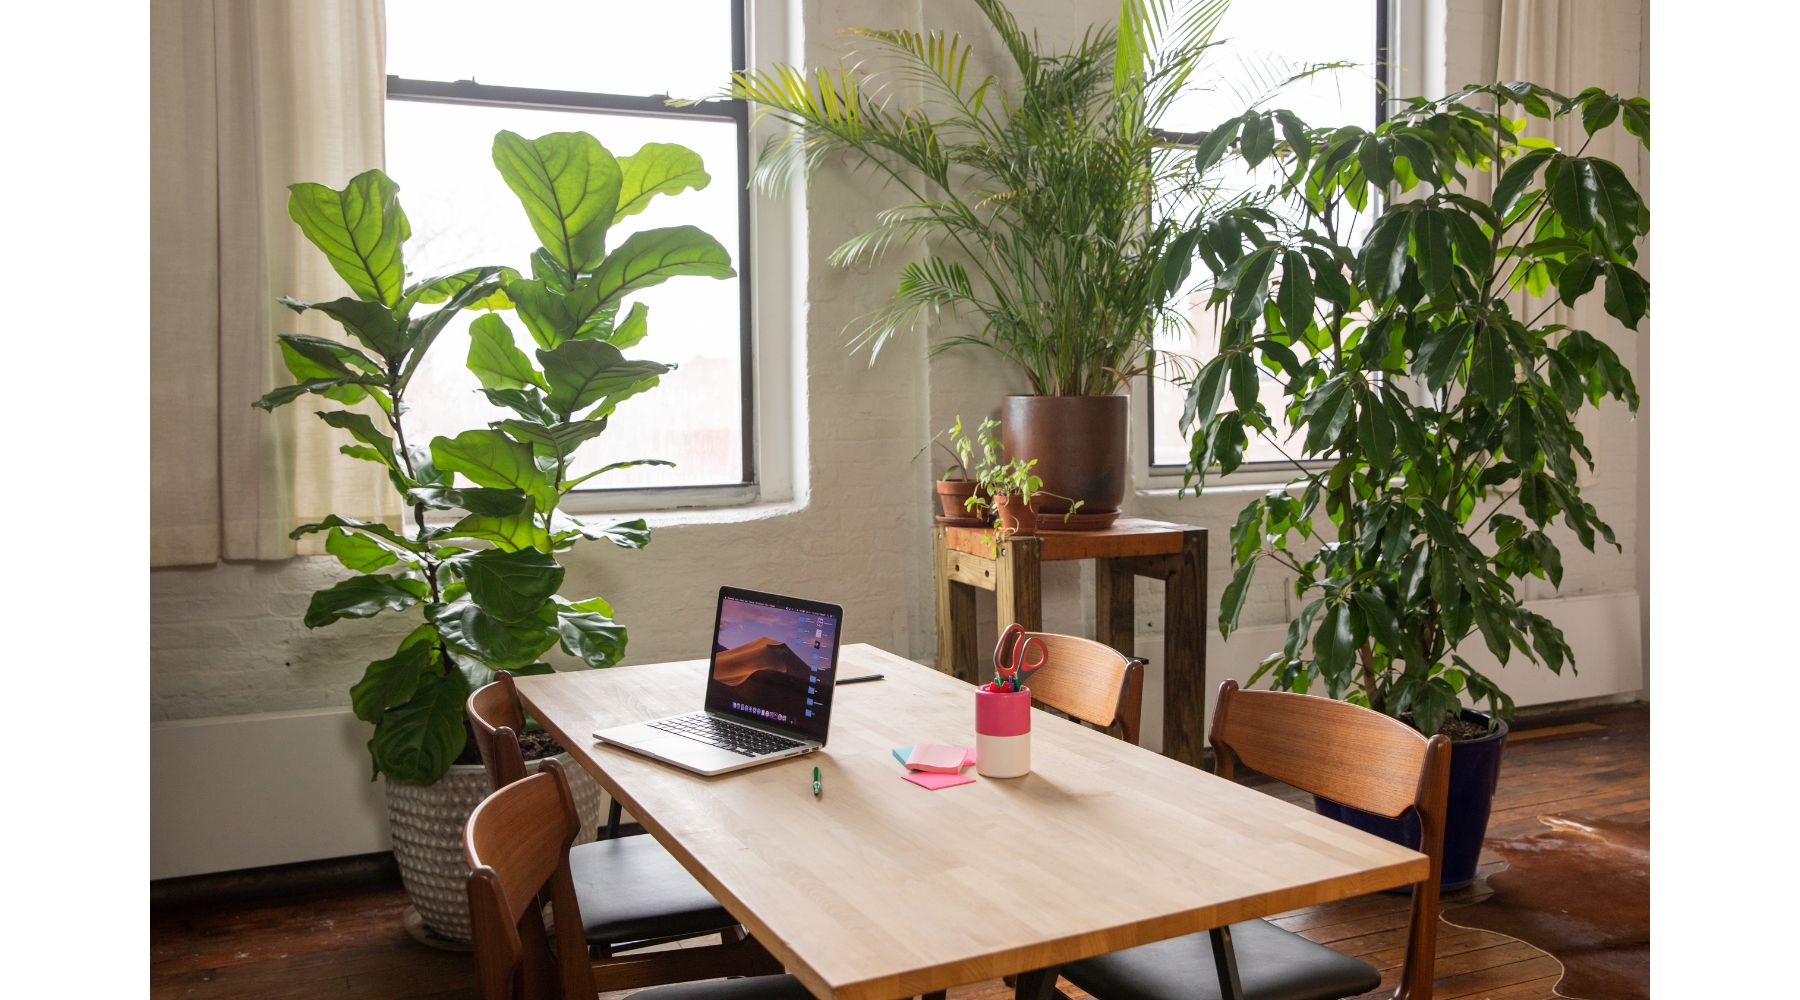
[932,518,1210,767]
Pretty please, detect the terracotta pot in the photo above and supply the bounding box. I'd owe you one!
[934,478,977,518]
[995,494,1038,536]
[1000,394,1129,515]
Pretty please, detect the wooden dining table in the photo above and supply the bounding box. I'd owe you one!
[514,643,1427,1000]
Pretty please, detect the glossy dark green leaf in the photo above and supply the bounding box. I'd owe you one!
[1580,93,1618,135]
[1360,210,1412,302]
[1350,589,1401,652]
[1493,147,1554,219]
[278,335,382,383]
[368,665,470,785]
[588,226,735,310]
[1312,602,1359,680]
[1588,158,1647,252]
[461,548,565,621]
[1358,389,1395,470]
[405,487,532,516]
[467,314,544,391]
[444,510,551,553]
[1556,254,1601,306]
[1413,324,1471,393]
[1602,263,1649,330]
[1548,157,1598,234]
[1227,354,1260,411]
[349,635,434,724]
[1444,210,1492,279]
[1418,210,1454,294]
[613,142,710,222]
[1240,113,1275,166]
[303,573,428,628]
[316,410,397,470]
[287,169,409,306]
[1468,326,1515,403]
[1302,380,1353,454]
[1219,556,1258,637]
[492,130,622,273]
[1229,248,1277,325]
[1276,250,1313,339]
[1620,99,1650,146]
[281,296,407,359]
[1192,117,1242,173]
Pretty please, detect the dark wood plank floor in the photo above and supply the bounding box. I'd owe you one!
[150,705,1647,1000]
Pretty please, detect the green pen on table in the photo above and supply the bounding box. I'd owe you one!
[811,766,822,798]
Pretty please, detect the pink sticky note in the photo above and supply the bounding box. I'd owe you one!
[962,748,978,766]
[903,770,977,790]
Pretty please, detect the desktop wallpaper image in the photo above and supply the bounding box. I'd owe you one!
[708,598,838,735]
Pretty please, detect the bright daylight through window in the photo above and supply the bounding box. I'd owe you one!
[1148,0,1382,470]
[384,0,751,492]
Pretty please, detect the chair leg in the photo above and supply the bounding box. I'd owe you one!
[604,799,623,839]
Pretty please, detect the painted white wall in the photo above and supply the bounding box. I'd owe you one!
[150,0,1649,877]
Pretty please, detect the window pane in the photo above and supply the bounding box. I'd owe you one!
[385,99,745,488]
[386,0,734,99]
[1152,1,1379,469]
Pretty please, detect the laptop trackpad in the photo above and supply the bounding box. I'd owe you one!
[603,726,747,772]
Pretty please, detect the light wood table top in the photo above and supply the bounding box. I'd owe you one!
[515,644,1427,1000]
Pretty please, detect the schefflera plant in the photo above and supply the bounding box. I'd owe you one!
[254,130,733,785]
[1178,84,1649,736]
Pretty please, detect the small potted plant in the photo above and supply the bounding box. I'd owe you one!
[931,416,998,521]
[967,457,1082,547]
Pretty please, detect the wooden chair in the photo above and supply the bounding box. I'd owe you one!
[466,757,811,1000]
[1059,679,1451,1000]
[465,674,781,991]
[1021,632,1144,746]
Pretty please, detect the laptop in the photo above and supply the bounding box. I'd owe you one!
[594,586,843,776]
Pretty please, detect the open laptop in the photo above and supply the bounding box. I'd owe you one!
[594,586,843,776]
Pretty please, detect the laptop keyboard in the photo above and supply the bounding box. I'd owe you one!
[650,713,804,757]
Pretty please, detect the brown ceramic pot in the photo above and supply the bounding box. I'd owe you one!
[995,494,1039,536]
[934,478,978,518]
[1000,394,1129,515]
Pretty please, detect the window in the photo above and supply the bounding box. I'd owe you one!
[1145,1,1387,473]
[384,1,752,494]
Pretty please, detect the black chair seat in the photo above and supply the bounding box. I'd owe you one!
[570,834,738,946]
[1060,918,1380,1000]
[631,974,812,1000]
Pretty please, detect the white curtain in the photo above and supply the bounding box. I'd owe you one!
[150,0,395,567]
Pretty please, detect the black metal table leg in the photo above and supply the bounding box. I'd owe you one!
[1209,925,1245,1000]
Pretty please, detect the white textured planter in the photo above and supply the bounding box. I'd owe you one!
[385,754,604,944]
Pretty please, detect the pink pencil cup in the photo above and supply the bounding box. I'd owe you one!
[975,685,1031,778]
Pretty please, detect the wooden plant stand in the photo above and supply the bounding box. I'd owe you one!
[932,518,1210,767]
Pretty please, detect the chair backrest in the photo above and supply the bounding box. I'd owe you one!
[467,672,529,790]
[465,758,592,1000]
[1208,679,1450,1000]
[1024,632,1143,745]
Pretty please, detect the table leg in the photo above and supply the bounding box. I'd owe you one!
[1162,529,1207,767]
[1209,925,1245,1000]
[995,535,1042,632]
[1095,557,1136,656]
[934,532,980,683]
[1012,965,1062,1000]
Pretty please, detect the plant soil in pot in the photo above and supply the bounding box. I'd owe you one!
[1312,710,1509,890]
[1001,395,1127,521]
[995,494,1039,536]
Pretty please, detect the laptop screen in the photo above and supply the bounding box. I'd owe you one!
[703,587,843,744]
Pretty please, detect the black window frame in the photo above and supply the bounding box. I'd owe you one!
[1144,1,1391,477]
[383,0,757,495]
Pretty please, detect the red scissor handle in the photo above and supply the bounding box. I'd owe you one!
[994,623,1048,679]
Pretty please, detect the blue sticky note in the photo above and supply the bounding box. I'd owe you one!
[891,746,913,767]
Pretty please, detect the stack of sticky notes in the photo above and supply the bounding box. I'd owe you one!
[892,744,978,790]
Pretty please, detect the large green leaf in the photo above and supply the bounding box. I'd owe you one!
[1275,250,1313,338]
[492,130,622,274]
[316,410,397,470]
[431,600,559,670]
[611,302,649,349]
[1603,263,1649,330]
[551,515,652,549]
[405,487,532,516]
[277,335,381,381]
[430,429,556,511]
[537,340,674,418]
[1218,556,1258,637]
[501,276,613,350]
[325,527,401,573]
[1469,326,1515,403]
[498,418,611,469]
[290,514,423,553]
[444,510,552,553]
[614,142,711,222]
[349,635,434,724]
[467,314,544,391]
[303,573,429,628]
[281,296,407,359]
[461,548,565,621]
[368,665,470,785]
[287,169,410,307]
[557,606,629,668]
[588,226,735,309]
[1359,210,1412,302]
[1492,147,1554,219]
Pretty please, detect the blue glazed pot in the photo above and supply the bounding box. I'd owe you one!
[1313,709,1509,891]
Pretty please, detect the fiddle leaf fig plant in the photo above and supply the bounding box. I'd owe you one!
[254,130,735,785]
[1182,84,1649,737]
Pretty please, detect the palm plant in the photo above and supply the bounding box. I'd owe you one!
[730,0,1236,396]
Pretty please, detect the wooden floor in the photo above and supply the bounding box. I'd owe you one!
[150,705,1647,1000]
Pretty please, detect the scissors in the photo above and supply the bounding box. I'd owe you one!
[993,622,1047,690]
